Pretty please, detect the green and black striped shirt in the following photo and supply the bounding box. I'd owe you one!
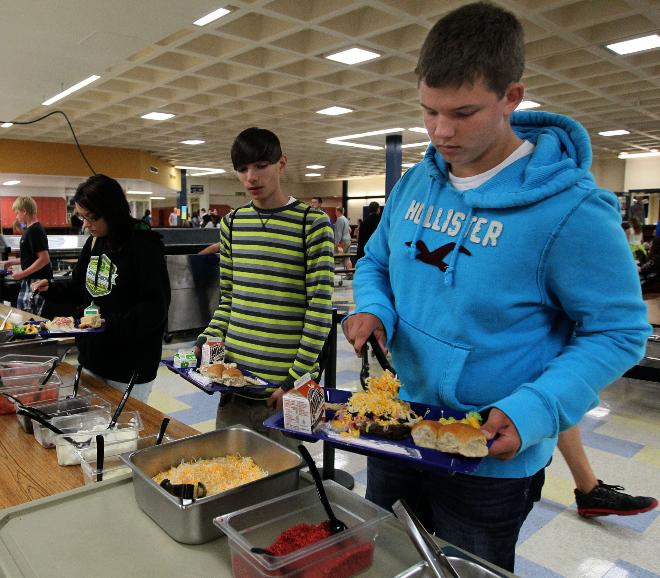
[199,200,334,387]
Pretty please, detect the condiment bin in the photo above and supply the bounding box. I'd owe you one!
[214,480,391,578]
[80,433,175,485]
[28,389,112,443]
[121,426,304,544]
[0,354,57,378]
[52,410,143,466]
[0,374,64,414]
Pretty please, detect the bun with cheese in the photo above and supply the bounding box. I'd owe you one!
[221,366,245,387]
[199,363,245,387]
[199,364,226,380]
[412,420,488,457]
[78,314,103,329]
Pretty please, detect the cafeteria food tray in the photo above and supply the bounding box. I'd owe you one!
[263,389,489,474]
[0,477,435,578]
[163,359,274,395]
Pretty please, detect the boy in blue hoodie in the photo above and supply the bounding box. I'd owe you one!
[343,2,650,571]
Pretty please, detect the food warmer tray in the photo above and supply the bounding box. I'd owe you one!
[263,389,490,475]
[0,477,452,578]
[162,359,274,395]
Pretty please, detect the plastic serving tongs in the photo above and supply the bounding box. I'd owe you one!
[392,499,461,578]
[360,333,396,390]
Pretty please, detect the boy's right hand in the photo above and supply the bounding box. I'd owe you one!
[193,346,201,359]
[343,313,387,357]
[30,279,49,293]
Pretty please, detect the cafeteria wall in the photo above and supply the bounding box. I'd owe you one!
[624,157,660,191]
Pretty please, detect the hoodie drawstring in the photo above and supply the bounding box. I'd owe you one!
[408,176,437,260]
[444,207,474,287]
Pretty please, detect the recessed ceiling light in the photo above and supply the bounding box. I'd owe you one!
[401,141,430,149]
[141,112,175,121]
[598,130,630,136]
[1,122,13,128]
[3,180,20,186]
[607,34,660,55]
[618,150,660,159]
[402,163,415,168]
[180,139,205,145]
[516,100,541,110]
[306,164,325,169]
[325,48,381,65]
[327,127,404,150]
[305,173,322,177]
[193,7,231,26]
[126,190,153,195]
[327,141,382,150]
[317,106,353,116]
[41,75,100,106]
[150,196,166,200]
[408,127,427,134]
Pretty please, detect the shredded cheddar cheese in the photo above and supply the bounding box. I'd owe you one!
[347,390,410,418]
[366,370,400,397]
[153,454,267,497]
[438,411,483,429]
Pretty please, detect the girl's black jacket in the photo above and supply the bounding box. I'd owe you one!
[46,226,171,383]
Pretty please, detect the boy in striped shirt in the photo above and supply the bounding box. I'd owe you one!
[195,127,334,437]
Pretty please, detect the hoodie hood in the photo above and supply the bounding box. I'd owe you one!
[422,111,596,209]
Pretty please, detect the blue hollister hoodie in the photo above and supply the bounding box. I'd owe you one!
[351,111,650,478]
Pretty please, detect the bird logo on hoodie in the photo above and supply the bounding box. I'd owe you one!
[405,240,471,272]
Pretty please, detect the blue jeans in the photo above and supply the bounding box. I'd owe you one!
[366,456,544,572]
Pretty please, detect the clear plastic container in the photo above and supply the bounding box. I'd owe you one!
[214,480,391,578]
[0,354,57,378]
[16,387,109,433]
[53,410,144,466]
[0,374,64,415]
[80,433,175,485]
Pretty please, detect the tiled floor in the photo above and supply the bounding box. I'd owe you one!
[144,279,660,578]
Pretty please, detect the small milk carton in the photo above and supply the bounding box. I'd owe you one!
[202,337,225,366]
[84,302,100,316]
[283,373,325,434]
[173,349,197,369]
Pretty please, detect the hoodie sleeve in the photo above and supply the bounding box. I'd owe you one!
[494,188,650,453]
[44,239,91,306]
[345,178,403,343]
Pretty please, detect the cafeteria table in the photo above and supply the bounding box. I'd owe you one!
[0,361,197,509]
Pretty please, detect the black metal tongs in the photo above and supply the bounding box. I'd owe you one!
[360,333,396,390]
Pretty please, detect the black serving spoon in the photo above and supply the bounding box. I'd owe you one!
[96,435,104,482]
[298,444,348,534]
[107,371,137,430]
[156,417,170,445]
[71,364,83,398]
[40,359,59,386]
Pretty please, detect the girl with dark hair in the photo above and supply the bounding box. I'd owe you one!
[31,174,171,403]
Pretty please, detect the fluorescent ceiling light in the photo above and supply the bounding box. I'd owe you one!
[1,122,12,128]
[618,150,660,159]
[402,163,415,168]
[326,140,382,150]
[306,164,325,169]
[3,180,20,186]
[126,190,153,195]
[150,196,166,200]
[194,7,230,26]
[607,34,660,55]
[305,173,322,177]
[516,100,541,110]
[326,47,381,65]
[180,139,205,145]
[174,165,225,175]
[598,129,630,136]
[42,75,100,106]
[401,141,430,149]
[317,106,352,116]
[141,112,175,121]
[408,127,428,134]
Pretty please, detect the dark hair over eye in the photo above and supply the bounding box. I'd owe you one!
[231,127,282,170]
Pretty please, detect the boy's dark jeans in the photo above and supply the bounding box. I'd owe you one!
[365,456,545,572]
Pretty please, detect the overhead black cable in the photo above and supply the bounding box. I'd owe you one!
[0,110,96,175]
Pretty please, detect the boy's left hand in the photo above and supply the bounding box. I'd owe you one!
[480,408,521,460]
[11,270,24,281]
[266,387,286,411]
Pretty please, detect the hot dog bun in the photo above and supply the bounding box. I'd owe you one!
[412,420,488,457]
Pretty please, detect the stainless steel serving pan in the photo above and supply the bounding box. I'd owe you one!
[121,425,304,544]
